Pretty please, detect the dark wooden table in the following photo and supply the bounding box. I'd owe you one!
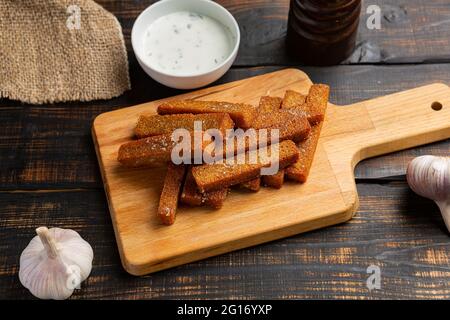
[1,0,449,299]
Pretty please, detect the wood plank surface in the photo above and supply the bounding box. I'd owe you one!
[1,0,449,299]
[1,65,449,189]
[93,0,450,65]
[1,183,448,299]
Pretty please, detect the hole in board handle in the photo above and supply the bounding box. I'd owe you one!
[431,102,443,111]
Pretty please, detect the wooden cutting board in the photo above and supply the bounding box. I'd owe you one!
[92,68,450,275]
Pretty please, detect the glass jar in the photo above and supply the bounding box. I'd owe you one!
[286,0,361,65]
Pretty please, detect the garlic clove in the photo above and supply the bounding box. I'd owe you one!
[19,227,93,300]
[406,155,450,233]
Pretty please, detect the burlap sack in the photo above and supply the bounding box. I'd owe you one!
[0,0,130,104]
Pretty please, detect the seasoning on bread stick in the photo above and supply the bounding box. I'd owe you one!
[118,134,178,167]
[118,132,211,168]
[157,100,258,129]
[282,84,329,125]
[192,140,299,192]
[262,170,285,189]
[305,84,330,125]
[282,85,329,183]
[135,113,234,139]
[281,90,307,109]
[285,124,322,182]
[221,119,310,159]
[158,164,187,225]
[240,178,261,192]
[181,169,228,209]
[281,84,329,183]
[240,96,281,190]
[220,103,310,160]
[251,110,311,143]
[258,96,282,113]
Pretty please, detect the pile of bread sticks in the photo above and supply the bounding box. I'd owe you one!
[118,84,330,225]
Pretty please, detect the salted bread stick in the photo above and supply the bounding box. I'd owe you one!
[240,178,261,192]
[240,96,281,191]
[262,170,285,189]
[181,170,228,209]
[258,96,282,113]
[282,84,329,125]
[180,170,203,206]
[244,96,290,189]
[157,100,257,129]
[118,132,210,168]
[283,85,329,183]
[204,188,229,209]
[282,90,307,110]
[305,84,330,125]
[223,100,310,161]
[118,134,178,167]
[158,164,187,225]
[221,120,309,160]
[281,85,329,182]
[135,113,234,139]
[192,140,299,192]
[285,124,322,182]
[251,110,311,143]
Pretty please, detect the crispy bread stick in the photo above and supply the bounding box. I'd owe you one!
[158,164,187,225]
[305,84,330,125]
[285,124,322,182]
[180,170,204,206]
[135,113,234,139]
[181,169,228,209]
[118,132,210,167]
[281,90,307,110]
[251,110,311,143]
[256,97,285,188]
[218,109,310,159]
[282,84,329,125]
[192,140,299,192]
[258,96,282,113]
[220,120,309,159]
[118,134,177,167]
[262,170,285,189]
[281,85,329,182]
[157,100,257,129]
[240,96,281,190]
[240,178,261,192]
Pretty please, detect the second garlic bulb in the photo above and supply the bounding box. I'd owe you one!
[407,155,450,232]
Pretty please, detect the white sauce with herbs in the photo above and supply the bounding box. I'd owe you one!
[143,11,234,76]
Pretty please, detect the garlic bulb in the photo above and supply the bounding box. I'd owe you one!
[406,155,450,232]
[19,227,93,300]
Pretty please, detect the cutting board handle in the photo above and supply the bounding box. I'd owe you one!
[334,83,450,165]
[323,83,450,208]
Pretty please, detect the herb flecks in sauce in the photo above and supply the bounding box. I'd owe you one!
[143,11,233,76]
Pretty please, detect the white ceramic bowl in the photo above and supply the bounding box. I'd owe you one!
[131,0,240,89]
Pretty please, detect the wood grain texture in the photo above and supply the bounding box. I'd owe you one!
[1,183,449,299]
[93,0,450,65]
[1,0,450,298]
[92,69,450,275]
[1,65,450,190]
